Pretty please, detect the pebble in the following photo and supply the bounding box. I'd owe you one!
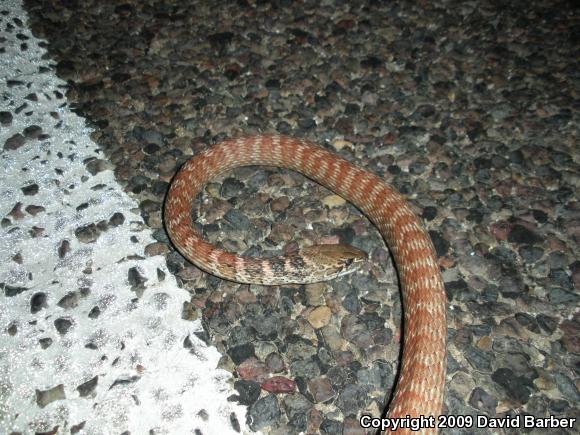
[54,318,73,335]
[0,110,13,125]
[283,393,312,430]
[36,385,66,408]
[468,387,498,415]
[232,379,261,406]
[4,133,26,150]
[307,376,336,403]
[248,395,280,431]
[305,306,332,329]
[30,292,48,314]
[322,194,346,208]
[260,376,296,394]
[236,358,269,383]
[491,368,537,404]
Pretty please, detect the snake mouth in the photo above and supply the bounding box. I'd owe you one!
[335,255,366,278]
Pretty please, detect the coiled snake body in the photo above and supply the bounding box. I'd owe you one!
[165,135,446,434]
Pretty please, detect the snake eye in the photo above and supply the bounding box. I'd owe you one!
[344,259,354,267]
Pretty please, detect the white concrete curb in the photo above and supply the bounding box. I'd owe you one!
[0,1,247,433]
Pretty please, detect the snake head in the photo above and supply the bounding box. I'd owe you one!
[299,243,368,281]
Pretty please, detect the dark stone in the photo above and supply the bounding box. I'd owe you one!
[507,224,543,245]
[532,209,548,223]
[464,323,492,336]
[342,291,360,314]
[30,292,48,314]
[88,306,100,319]
[360,56,383,68]
[464,345,494,372]
[39,337,53,349]
[231,379,261,406]
[344,103,360,115]
[224,208,251,231]
[547,252,568,269]
[409,160,426,174]
[284,393,311,431]
[130,175,149,190]
[468,387,497,415]
[139,199,160,213]
[75,223,100,243]
[230,412,241,432]
[536,314,558,334]
[549,399,570,413]
[7,323,17,335]
[487,195,504,211]
[421,206,437,221]
[387,165,401,175]
[220,177,245,198]
[491,368,536,404]
[249,315,280,341]
[414,104,436,118]
[248,394,280,431]
[54,318,73,335]
[331,227,355,244]
[0,111,13,125]
[553,373,580,402]
[151,180,169,196]
[498,274,525,297]
[57,292,79,309]
[5,284,28,297]
[490,155,508,169]
[227,343,255,365]
[508,149,524,164]
[320,419,342,434]
[108,212,125,227]
[194,329,211,345]
[548,269,572,289]
[514,313,541,334]
[58,240,71,258]
[132,126,164,146]
[265,78,280,89]
[444,279,468,301]
[224,69,239,80]
[23,124,43,138]
[290,358,320,378]
[467,208,483,223]
[359,312,385,332]
[77,376,98,397]
[298,117,316,129]
[473,157,492,169]
[207,31,234,49]
[4,133,25,150]
[518,245,544,263]
[144,143,160,154]
[110,376,140,389]
[85,159,111,175]
[488,246,518,270]
[429,230,450,256]
[128,267,147,294]
[548,286,579,304]
[336,383,369,412]
[21,184,39,195]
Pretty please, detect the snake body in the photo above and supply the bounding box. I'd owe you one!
[165,135,446,433]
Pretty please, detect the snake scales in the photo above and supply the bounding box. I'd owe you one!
[165,134,446,434]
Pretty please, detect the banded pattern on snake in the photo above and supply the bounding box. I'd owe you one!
[164,134,446,434]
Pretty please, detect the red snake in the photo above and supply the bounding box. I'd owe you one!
[165,135,447,434]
